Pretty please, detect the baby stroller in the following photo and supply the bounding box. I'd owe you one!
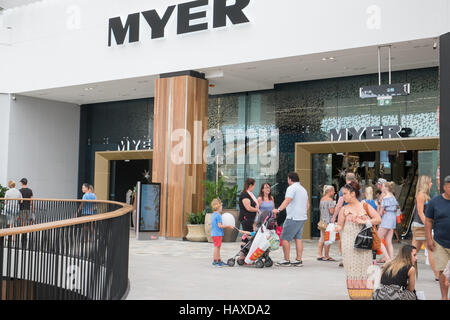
[227,211,279,268]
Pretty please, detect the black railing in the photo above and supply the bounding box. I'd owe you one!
[0,199,132,300]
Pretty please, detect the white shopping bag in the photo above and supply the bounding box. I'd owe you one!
[416,291,426,300]
[244,225,271,264]
[324,223,338,245]
[267,230,280,252]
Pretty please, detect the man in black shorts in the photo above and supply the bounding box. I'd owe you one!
[19,178,34,226]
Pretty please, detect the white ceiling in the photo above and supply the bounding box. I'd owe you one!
[0,0,41,10]
[18,37,439,105]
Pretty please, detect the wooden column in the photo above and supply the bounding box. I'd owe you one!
[152,73,208,239]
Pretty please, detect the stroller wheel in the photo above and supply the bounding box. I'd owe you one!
[265,258,273,268]
[227,258,235,267]
[255,260,264,268]
[237,258,245,266]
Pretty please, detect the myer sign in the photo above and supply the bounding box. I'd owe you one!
[330,125,411,141]
[108,0,251,46]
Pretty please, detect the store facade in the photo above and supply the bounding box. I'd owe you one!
[1,0,449,238]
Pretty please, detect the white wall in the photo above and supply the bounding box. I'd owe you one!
[7,95,80,198]
[0,94,11,187]
[0,0,449,93]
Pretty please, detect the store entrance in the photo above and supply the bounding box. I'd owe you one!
[109,159,152,203]
[311,151,420,238]
[294,137,439,240]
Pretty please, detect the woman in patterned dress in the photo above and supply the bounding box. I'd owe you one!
[334,181,382,300]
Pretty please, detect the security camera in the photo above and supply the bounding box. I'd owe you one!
[11,94,16,100]
[433,41,438,50]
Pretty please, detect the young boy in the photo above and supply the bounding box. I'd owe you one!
[211,198,234,267]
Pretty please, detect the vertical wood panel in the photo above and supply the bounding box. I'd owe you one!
[153,75,208,238]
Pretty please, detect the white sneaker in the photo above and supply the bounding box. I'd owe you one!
[291,260,303,267]
[276,259,291,266]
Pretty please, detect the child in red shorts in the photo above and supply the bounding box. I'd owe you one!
[211,198,233,267]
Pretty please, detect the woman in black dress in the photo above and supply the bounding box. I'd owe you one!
[238,178,259,231]
[238,178,259,261]
[372,245,418,300]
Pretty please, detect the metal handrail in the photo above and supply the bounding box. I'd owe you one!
[0,198,132,300]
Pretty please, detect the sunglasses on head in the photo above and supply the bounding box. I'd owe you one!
[344,184,355,192]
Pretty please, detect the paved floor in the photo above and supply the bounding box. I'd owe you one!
[127,233,443,300]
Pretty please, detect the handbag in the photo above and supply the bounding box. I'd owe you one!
[412,226,426,239]
[362,202,381,251]
[372,284,417,300]
[318,220,328,231]
[354,225,373,250]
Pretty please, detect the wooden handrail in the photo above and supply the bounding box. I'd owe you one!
[0,198,132,237]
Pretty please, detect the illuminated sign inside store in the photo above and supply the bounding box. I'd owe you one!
[330,125,411,141]
[108,0,251,46]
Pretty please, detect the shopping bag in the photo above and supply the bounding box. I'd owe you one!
[324,223,338,245]
[396,208,404,224]
[276,226,283,245]
[267,230,280,251]
[244,225,271,264]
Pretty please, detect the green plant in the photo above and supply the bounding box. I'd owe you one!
[186,210,206,225]
[204,177,239,210]
[0,184,7,211]
[0,184,7,198]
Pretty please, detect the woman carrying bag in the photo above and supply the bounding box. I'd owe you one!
[317,185,336,261]
[334,181,381,300]
[411,175,440,281]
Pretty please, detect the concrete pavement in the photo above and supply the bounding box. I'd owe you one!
[127,234,443,300]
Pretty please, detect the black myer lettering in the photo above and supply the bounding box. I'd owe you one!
[108,0,251,46]
[213,0,251,28]
[177,0,209,35]
[108,12,140,46]
[141,6,176,39]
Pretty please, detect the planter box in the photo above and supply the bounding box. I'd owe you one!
[186,224,207,242]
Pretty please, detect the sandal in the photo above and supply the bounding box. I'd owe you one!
[317,257,324,261]
[324,257,336,261]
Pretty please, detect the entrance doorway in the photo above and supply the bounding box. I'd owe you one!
[109,159,152,203]
[311,150,422,238]
[93,150,153,201]
[294,137,439,239]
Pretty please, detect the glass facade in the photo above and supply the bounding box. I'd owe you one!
[207,67,439,210]
[79,67,439,235]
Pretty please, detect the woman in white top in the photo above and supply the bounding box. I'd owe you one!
[4,180,22,226]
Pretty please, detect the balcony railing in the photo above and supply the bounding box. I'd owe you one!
[0,198,132,300]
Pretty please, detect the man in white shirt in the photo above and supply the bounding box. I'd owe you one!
[273,172,309,266]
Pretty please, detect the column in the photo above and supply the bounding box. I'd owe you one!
[152,71,208,239]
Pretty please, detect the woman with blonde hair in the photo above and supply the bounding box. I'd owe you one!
[372,245,418,300]
[317,185,336,261]
[377,181,398,262]
[4,180,22,227]
[411,175,440,281]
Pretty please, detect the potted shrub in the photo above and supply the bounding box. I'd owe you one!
[185,210,207,242]
[204,177,240,243]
